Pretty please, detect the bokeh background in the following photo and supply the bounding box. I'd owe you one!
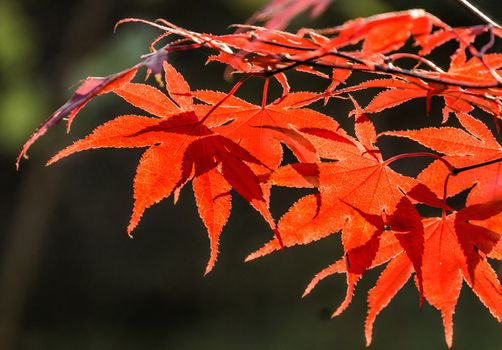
[0,0,500,349]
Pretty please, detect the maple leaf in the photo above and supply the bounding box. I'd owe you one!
[364,252,414,346]
[310,27,501,117]
[192,82,342,169]
[284,194,424,331]
[246,112,433,315]
[303,226,406,305]
[247,108,421,254]
[305,200,502,348]
[17,48,172,168]
[298,200,422,342]
[420,202,502,348]
[415,26,477,56]
[47,62,280,274]
[206,28,329,82]
[18,8,502,348]
[319,9,441,54]
[331,71,501,120]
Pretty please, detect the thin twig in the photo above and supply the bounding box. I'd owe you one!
[387,53,445,73]
[275,55,502,89]
[253,38,502,89]
[453,0,500,28]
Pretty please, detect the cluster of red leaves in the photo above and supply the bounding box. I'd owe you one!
[20,8,502,348]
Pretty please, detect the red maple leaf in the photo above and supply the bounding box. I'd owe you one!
[246,111,434,313]
[47,62,280,274]
[419,203,502,347]
[17,49,173,168]
[192,82,341,169]
[247,106,428,253]
[303,200,502,348]
[17,8,502,348]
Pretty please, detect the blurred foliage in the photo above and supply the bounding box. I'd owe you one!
[0,1,45,153]
[335,0,391,19]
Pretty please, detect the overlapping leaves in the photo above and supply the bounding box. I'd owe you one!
[20,8,502,348]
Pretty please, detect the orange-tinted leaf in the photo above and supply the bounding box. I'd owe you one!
[19,48,171,168]
[421,202,502,347]
[129,143,185,234]
[48,63,283,272]
[163,61,193,110]
[114,82,180,117]
[365,88,427,113]
[193,89,341,169]
[193,167,231,274]
[302,228,404,303]
[249,116,417,260]
[47,115,166,164]
[422,217,463,348]
[18,68,138,168]
[365,253,413,346]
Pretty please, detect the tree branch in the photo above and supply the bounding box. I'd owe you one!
[250,39,502,89]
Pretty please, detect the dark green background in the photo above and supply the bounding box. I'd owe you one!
[0,0,500,349]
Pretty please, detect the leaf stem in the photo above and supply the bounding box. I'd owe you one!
[199,75,251,124]
[385,152,455,211]
[262,78,269,108]
[442,173,452,216]
[384,152,454,171]
[387,153,502,211]
[451,156,502,175]
[387,53,445,73]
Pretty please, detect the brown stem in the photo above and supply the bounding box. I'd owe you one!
[442,173,452,215]
[199,75,250,124]
[450,26,502,85]
[451,156,502,175]
[384,152,455,171]
[253,38,502,89]
[261,78,269,108]
[303,57,501,89]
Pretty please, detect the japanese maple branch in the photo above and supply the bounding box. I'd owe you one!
[254,39,502,89]
[287,56,502,90]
